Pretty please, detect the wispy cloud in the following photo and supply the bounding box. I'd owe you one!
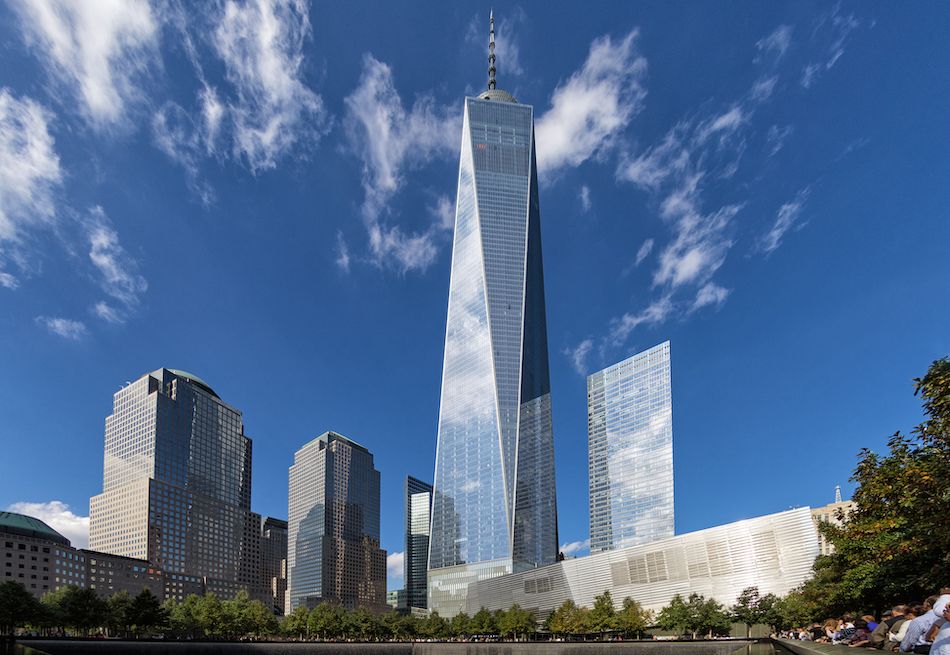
[84,207,147,323]
[609,295,674,346]
[756,25,793,62]
[536,30,647,177]
[691,282,731,312]
[151,102,217,205]
[564,339,593,376]
[560,538,591,558]
[334,231,351,273]
[0,89,61,285]
[635,238,654,267]
[386,550,404,588]
[578,185,592,213]
[35,316,87,340]
[766,124,794,157]
[212,0,329,171]
[10,0,159,128]
[5,500,89,548]
[801,5,862,88]
[343,54,458,273]
[756,188,810,256]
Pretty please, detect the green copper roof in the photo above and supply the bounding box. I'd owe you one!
[0,511,70,546]
[167,369,219,398]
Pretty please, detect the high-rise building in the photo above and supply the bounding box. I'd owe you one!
[260,516,288,614]
[428,13,558,616]
[588,341,674,553]
[287,431,386,613]
[404,476,432,611]
[810,486,855,556]
[88,368,263,599]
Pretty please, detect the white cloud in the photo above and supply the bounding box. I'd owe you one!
[609,295,674,346]
[0,89,61,277]
[697,106,745,144]
[691,282,731,312]
[536,30,647,177]
[35,316,87,340]
[635,238,654,266]
[801,7,862,88]
[766,124,793,157]
[10,0,159,128]
[212,0,329,172]
[564,339,593,376]
[386,550,404,580]
[429,195,455,232]
[578,185,592,213]
[750,75,778,102]
[334,231,351,273]
[560,538,590,558]
[0,272,19,289]
[756,25,793,61]
[343,54,459,273]
[5,500,89,548]
[84,207,147,322]
[757,189,809,255]
[151,102,216,205]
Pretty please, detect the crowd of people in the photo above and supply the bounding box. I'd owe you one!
[779,593,950,655]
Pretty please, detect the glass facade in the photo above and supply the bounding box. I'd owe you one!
[405,476,432,610]
[88,369,262,596]
[588,342,674,553]
[429,91,557,616]
[287,431,386,613]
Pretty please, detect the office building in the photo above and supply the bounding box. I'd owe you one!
[404,476,432,611]
[287,431,386,613]
[88,368,263,599]
[429,13,558,616]
[588,342,674,552]
[465,507,820,617]
[811,486,856,556]
[261,516,288,614]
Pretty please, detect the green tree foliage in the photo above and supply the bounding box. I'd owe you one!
[129,588,167,636]
[449,611,471,637]
[470,607,499,635]
[282,604,310,638]
[106,591,134,638]
[194,593,224,637]
[771,592,813,630]
[42,585,107,636]
[616,597,651,638]
[418,610,449,639]
[0,581,40,636]
[658,593,729,638]
[801,358,950,614]
[344,607,379,641]
[656,594,690,635]
[588,590,618,634]
[547,599,589,636]
[499,604,535,640]
[730,586,765,638]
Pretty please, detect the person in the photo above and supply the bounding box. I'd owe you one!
[873,606,908,649]
[837,615,857,645]
[892,608,923,651]
[929,603,950,655]
[851,619,873,648]
[903,595,950,654]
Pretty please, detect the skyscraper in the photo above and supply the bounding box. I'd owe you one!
[88,368,262,599]
[260,516,288,614]
[428,13,558,616]
[588,341,674,553]
[404,476,432,611]
[287,431,386,613]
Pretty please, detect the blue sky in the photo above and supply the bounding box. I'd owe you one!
[1,0,948,593]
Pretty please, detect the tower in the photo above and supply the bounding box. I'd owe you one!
[588,342,674,552]
[428,12,558,616]
[404,476,432,611]
[287,431,387,613]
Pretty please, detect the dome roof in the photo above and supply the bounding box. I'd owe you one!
[167,369,219,398]
[479,89,518,103]
[0,511,70,546]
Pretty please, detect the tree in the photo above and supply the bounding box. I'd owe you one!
[244,599,279,637]
[499,604,535,641]
[308,602,343,640]
[105,591,133,638]
[166,595,202,639]
[418,610,448,639]
[49,586,106,636]
[0,581,40,637]
[129,588,167,637]
[194,593,224,638]
[616,597,651,638]
[731,586,764,638]
[282,605,310,639]
[697,597,731,638]
[588,590,618,634]
[548,599,588,637]
[470,607,499,635]
[802,358,950,614]
[656,594,690,636]
[449,611,471,638]
[772,592,813,630]
[344,607,379,641]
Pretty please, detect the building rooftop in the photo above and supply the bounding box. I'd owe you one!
[166,369,219,398]
[0,511,71,546]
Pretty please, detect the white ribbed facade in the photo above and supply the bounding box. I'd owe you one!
[465,507,819,616]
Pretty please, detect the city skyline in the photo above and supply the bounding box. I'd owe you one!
[1,1,948,597]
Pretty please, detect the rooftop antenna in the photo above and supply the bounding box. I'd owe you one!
[488,10,496,90]
[834,485,842,504]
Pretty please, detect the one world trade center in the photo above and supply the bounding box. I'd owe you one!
[428,13,558,616]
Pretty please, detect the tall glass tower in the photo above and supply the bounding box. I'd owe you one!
[588,341,674,553]
[404,476,432,610]
[428,13,558,616]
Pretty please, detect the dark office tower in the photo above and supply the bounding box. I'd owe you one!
[404,476,432,611]
[88,368,263,599]
[287,431,387,613]
[428,12,558,616]
[261,517,288,614]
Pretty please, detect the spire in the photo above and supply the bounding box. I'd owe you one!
[834,485,842,504]
[488,10,496,90]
